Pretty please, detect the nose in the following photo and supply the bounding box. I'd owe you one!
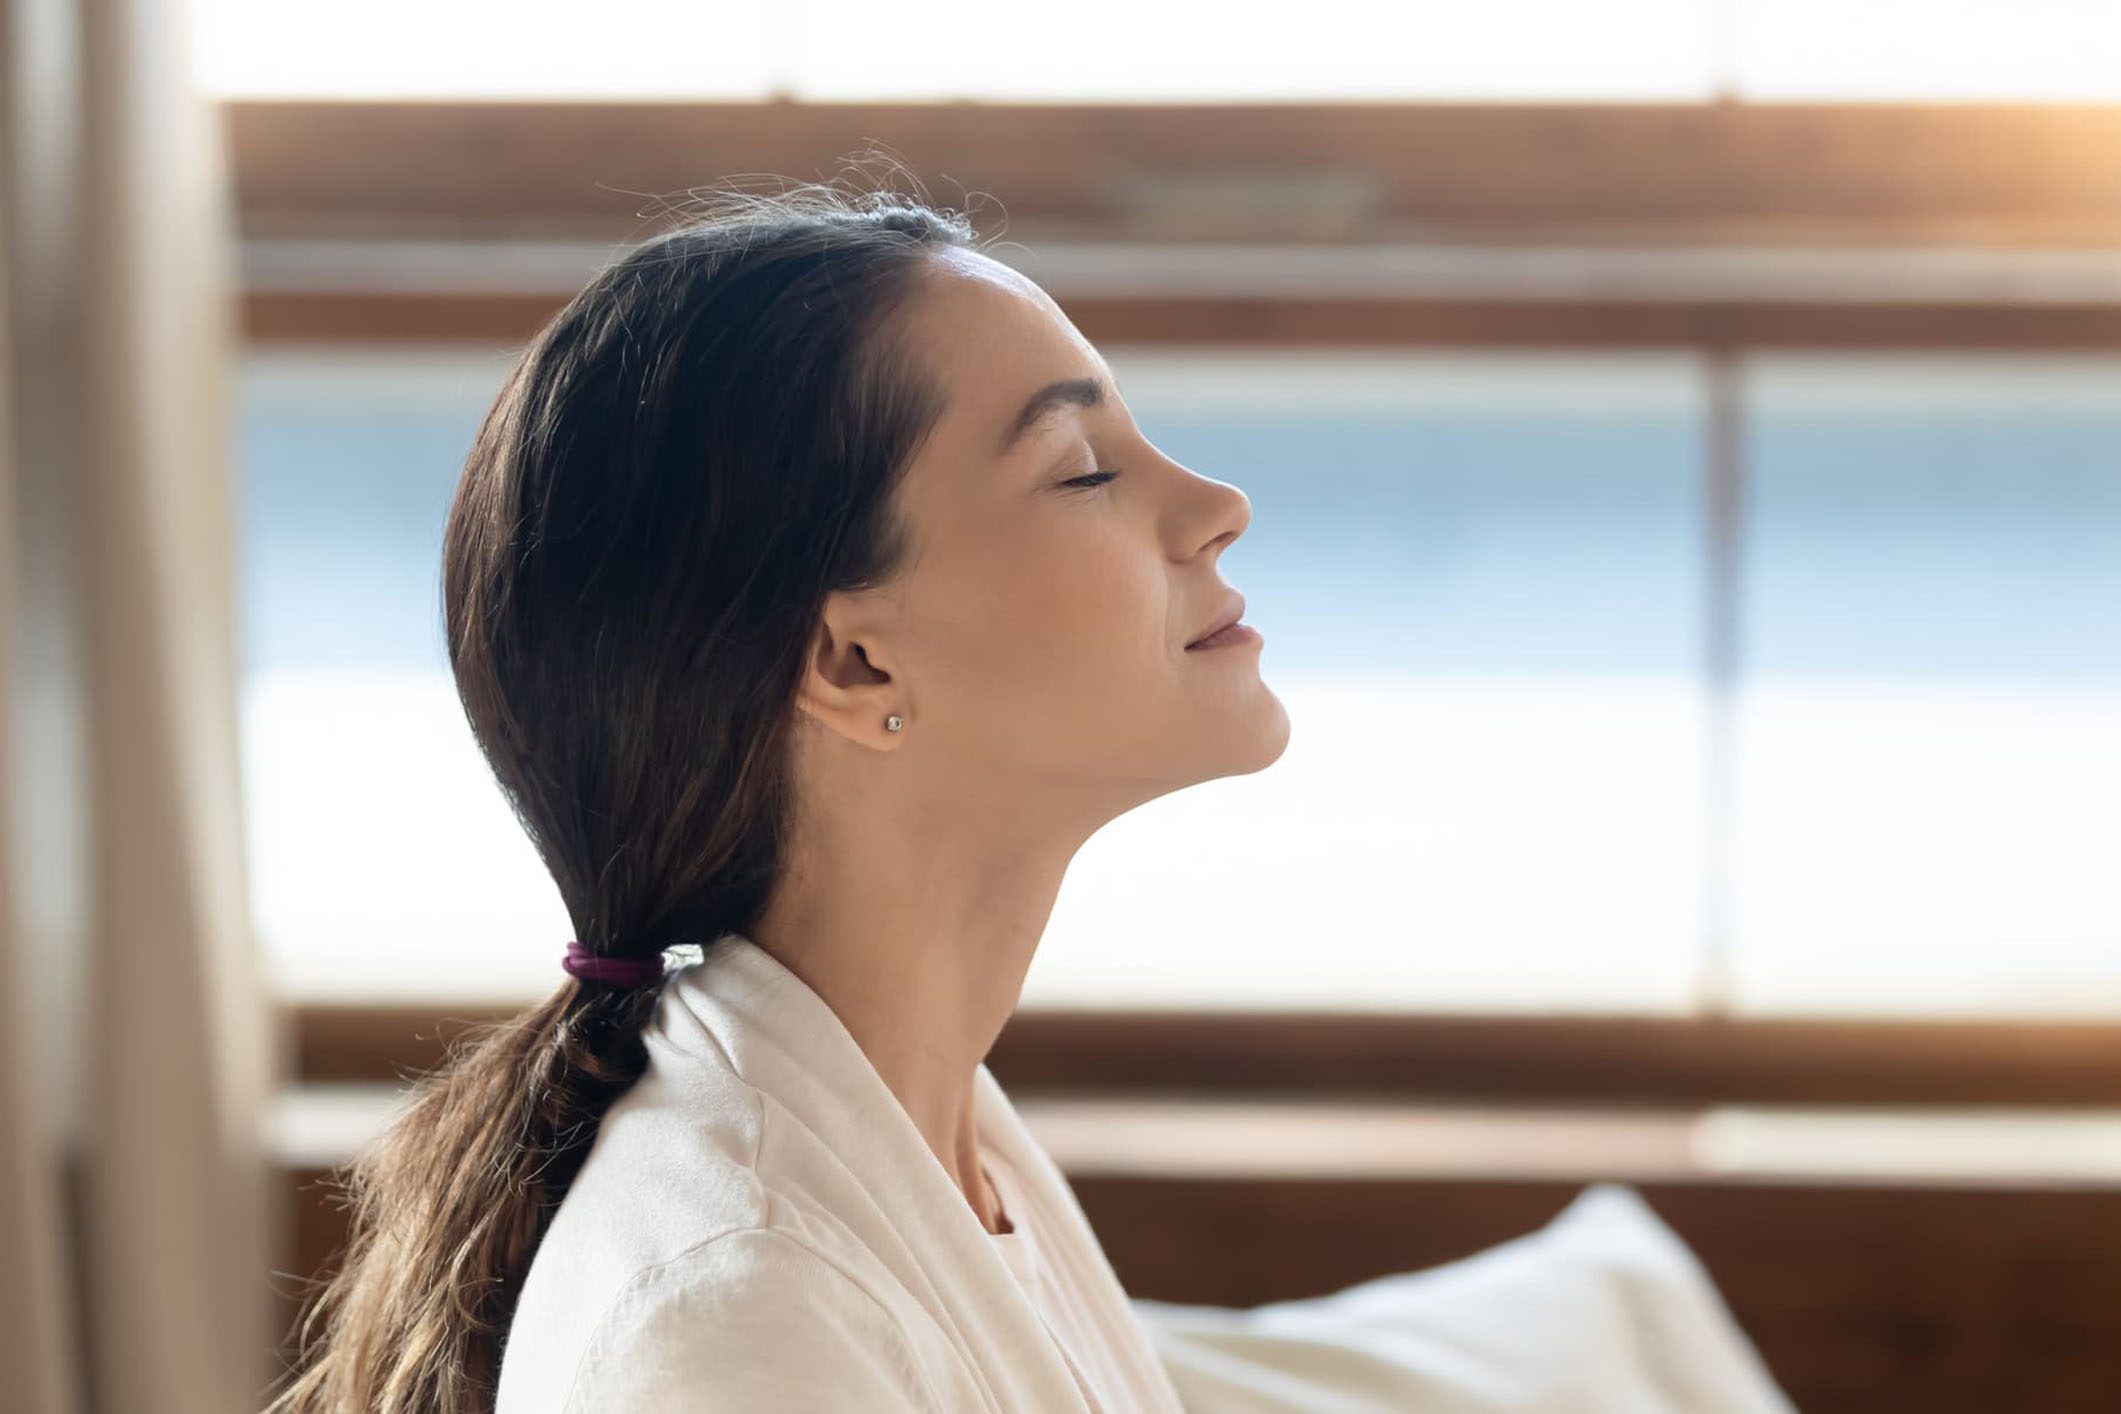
[1190,474,1250,558]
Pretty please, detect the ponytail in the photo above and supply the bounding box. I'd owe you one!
[265,978,662,1412]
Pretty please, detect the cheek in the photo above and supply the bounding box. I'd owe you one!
[930,526,1171,741]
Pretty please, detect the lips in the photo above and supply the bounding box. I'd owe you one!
[1185,591,1246,649]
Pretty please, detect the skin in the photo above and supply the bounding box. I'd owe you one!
[749,246,1290,1235]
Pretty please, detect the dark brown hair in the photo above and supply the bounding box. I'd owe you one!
[263,171,984,1412]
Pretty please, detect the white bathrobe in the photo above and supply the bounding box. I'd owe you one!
[494,931,1187,1413]
[494,931,1794,1413]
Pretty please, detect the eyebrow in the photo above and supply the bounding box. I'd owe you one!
[994,374,1114,456]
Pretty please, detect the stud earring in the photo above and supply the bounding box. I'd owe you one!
[886,714,903,732]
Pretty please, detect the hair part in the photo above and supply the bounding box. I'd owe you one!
[263,164,984,1413]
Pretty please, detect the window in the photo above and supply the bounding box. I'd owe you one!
[1732,355,2121,1015]
[1733,0,2121,100]
[239,348,554,1001]
[193,1,2121,103]
[237,343,2121,1016]
[194,1,1719,102]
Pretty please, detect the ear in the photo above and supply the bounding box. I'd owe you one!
[793,599,909,750]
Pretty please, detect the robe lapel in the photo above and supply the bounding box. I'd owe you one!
[660,932,1093,1413]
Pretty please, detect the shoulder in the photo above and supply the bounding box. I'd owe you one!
[558,1224,945,1414]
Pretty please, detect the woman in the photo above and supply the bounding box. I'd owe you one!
[263,177,1286,1413]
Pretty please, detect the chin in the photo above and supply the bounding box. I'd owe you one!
[1199,689,1293,782]
[1249,691,1293,771]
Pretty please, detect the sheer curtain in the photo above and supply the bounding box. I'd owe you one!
[0,0,283,1411]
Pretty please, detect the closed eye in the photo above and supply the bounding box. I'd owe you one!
[1060,469,1121,491]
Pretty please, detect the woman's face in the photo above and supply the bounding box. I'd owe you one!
[805,245,1288,820]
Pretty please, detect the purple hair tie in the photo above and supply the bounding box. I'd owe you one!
[561,939,667,989]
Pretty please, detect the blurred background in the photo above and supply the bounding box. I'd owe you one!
[3,2,2118,1411]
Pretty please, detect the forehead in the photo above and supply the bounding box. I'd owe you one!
[901,249,1116,451]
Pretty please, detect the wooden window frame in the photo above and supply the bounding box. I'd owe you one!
[224,99,2121,246]
[290,1002,2121,1104]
